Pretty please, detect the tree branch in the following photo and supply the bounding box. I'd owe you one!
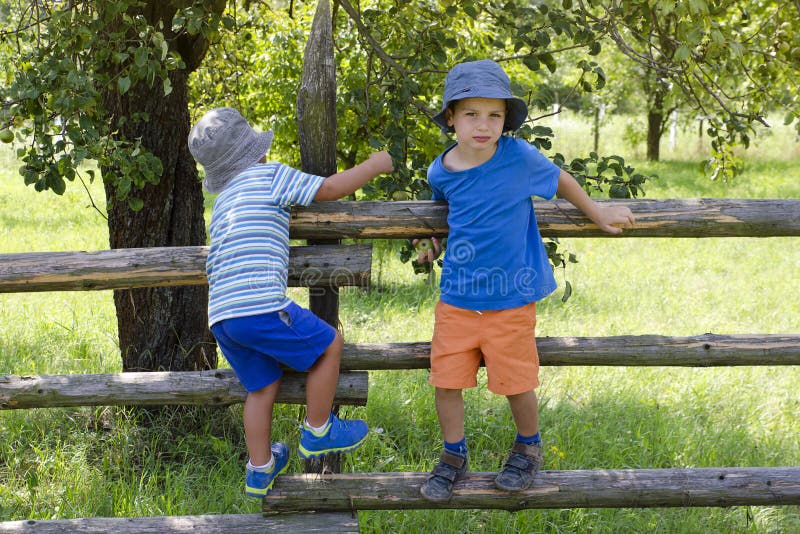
[337,0,408,76]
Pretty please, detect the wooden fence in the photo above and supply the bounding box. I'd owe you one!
[1,198,799,532]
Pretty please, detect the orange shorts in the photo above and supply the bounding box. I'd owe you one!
[429,300,539,396]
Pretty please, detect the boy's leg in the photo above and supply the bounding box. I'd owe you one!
[243,379,281,466]
[243,380,290,498]
[507,388,538,437]
[422,301,483,503]
[298,330,369,459]
[211,316,290,498]
[477,302,543,491]
[436,386,466,443]
[420,386,469,502]
[305,331,343,427]
[495,388,543,491]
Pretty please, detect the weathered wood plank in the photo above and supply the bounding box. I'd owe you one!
[339,334,800,369]
[0,244,371,293]
[1,334,794,409]
[0,513,358,533]
[0,370,367,409]
[289,199,800,238]
[264,467,800,511]
[1,334,795,410]
[297,0,343,478]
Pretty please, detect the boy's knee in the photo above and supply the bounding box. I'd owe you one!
[436,387,463,399]
[328,330,343,351]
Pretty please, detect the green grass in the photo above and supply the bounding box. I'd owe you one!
[1,123,799,532]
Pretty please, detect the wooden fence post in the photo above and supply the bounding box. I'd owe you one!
[297,0,342,474]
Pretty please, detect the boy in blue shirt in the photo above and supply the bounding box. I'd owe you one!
[416,60,635,502]
[189,107,393,498]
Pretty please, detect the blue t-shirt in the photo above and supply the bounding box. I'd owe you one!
[428,135,561,310]
[206,163,325,327]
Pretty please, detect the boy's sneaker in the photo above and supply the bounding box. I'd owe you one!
[494,441,542,491]
[420,450,468,503]
[245,442,289,498]
[298,413,369,459]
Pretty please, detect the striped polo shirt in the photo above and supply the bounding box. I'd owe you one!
[206,162,325,327]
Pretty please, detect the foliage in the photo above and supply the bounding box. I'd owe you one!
[0,1,226,210]
[4,0,799,202]
[192,0,621,199]
[588,0,800,178]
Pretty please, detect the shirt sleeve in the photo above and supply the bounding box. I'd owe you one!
[271,164,326,207]
[524,143,561,200]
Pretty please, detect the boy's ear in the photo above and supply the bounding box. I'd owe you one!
[445,107,454,126]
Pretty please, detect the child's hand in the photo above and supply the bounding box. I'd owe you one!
[370,150,395,174]
[592,205,635,234]
[412,237,442,263]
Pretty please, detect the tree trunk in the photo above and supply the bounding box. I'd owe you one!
[99,2,223,372]
[646,79,668,161]
[297,0,341,474]
[646,110,662,161]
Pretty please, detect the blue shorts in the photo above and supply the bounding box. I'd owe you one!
[210,301,337,392]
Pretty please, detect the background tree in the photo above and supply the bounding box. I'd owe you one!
[1,0,227,372]
[590,0,800,177]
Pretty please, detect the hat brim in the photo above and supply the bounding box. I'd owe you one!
[432,93,528,133]
[202,130,274,194]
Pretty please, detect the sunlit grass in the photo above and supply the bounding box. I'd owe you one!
[1,127,799,532]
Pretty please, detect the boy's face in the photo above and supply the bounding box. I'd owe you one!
[446,97,507,153]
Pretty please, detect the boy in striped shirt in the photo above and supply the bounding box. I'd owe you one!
[189,107,393,497]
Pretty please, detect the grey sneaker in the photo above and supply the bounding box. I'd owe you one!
[494,441,543,491]
[420,450,468,502]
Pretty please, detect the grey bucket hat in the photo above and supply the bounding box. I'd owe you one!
[432,59,529,133]
[188,107,274,193]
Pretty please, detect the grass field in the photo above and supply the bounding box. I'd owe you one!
[1,116,799,532]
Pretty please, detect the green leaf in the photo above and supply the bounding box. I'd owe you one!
[561,280,572,302]
[128,197,144,211]
[523,55,540,71]
[48,172,66,195]
[134,47,148,67]
[163,77,172,96]
[609,184,630,198]
[117,76,131,94]
[674,44,691,62]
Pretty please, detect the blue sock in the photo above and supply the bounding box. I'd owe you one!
[444,437,467,457]
[516,432,541,445]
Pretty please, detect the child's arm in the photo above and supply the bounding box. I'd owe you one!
[314,151,394,201]
[556,170,635,234]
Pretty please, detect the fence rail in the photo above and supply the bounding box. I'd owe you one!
[0,244,371,293]
[341,334,800,369]
[0,513,358,533]
[290,199,800,239]
[3,334,796,410]
[0,370,368,409]
[263,467,800,511]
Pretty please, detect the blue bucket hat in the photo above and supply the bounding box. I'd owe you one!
[432,59,529,133]
[188,107,274,193]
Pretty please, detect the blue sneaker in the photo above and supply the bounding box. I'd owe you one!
[298,413,369,459]
[245,442,289,498]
